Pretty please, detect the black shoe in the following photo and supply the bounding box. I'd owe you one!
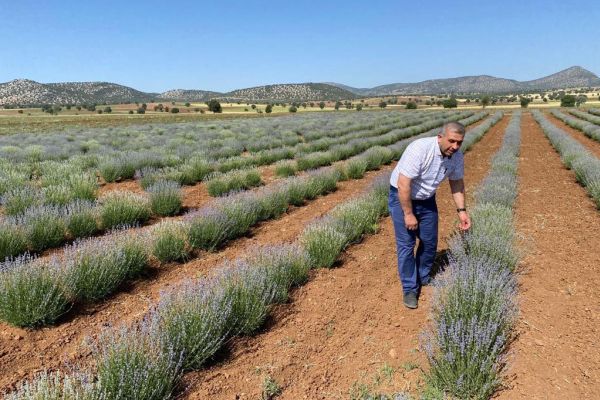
[403,292,418,309]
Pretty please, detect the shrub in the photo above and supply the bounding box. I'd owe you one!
[147,180,183,217]
[187,208,233,251]
[207,99,222,113]
[561,95,576,107]
[43,185,74,206]
[206,169,262,197]
[344,158,368,179]
[217,192,262,238]
[406,102,417,109]
[256,186,289,221]
[63,231,149,302]
[65,200,99,239]
[94,324,181,400]
[274,160,297,177]
[0,256,71,327]
[19,205,67,252]
[300,218,347,268]
[67,172,98,201]
[330,196,380,244]
[0,222,27,261]
[100,191,151,229]
[151,221,190,263]
[4,370,97,400]
[154,280,230,370]
[1,186,42,216]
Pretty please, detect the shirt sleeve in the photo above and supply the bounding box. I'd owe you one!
[396,142,422,179]
[448,156,464,180]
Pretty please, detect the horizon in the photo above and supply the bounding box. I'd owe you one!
[1,1,599,92]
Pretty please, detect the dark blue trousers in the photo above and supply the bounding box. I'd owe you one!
[388,186,438,294]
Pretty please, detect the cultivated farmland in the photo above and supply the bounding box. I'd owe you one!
[1,108,599,399]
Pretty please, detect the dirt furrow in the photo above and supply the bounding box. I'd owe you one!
[497,112,600,399]
[0,165,394,392]
[545,111,600,158]
[181,115,511,399]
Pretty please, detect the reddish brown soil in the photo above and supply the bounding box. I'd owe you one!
[0,166,394,392]
[496,113,600,399]
[545,111,600,158]
[180,115,511,399]
[0,114,509,396]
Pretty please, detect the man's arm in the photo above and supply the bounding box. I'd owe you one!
[449,178,471,230]
[398,174,418,230]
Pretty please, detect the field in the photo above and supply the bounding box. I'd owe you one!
[0,108,599,399]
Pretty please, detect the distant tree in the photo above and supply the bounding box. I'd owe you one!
[103,106,112,113]
[87,104,96,112]
[184,102,191,107]
[65,105,71,110]
[309,102,315,107]
[141,103,147,110]
[302,102,307,109]
[244,108,248,112]
[543,97,548,103]
[97,109,103,114]
[442,98,458,108]
[171,107,179,113]
[481,95,490,108]
[207,99,222,113]
[137,107,145,114]
[171,101,175,105]
[194,107,200,112]
[334,101,341,111]
[379,101,387,109]
[251,104,256,109]
[289,105,297,113]
[576,95,588,107]
[164,106,169,112]
[128,110,134,114]
[17,109,23,114]
[560,95,576,107]
[520,97,531,108]
[76,105,82,111]
[405,102,417,109]
[319,101,325,110]
[355,103,363,111]
[265,104,273,113]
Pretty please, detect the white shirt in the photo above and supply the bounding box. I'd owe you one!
[389,136,464,200]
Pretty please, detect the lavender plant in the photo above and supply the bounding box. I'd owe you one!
[274,159,298,177]
[300,217,347,268]
[1,186,42,216]
[153,280,231,370]
[93,323,182,400]
[18,205,67,252]
[4,370,98,400]
[65,200,100,239]
[186,208,234,251]
[0,255,71,327]
[0,221,27,261]
[151,221,190,263]
[206,168,262,197]
[100,191,151,229]
[147,180,183,217]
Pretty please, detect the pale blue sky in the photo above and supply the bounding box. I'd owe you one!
[0,0,598,92]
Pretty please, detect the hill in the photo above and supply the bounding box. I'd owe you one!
[329,66,600,95]
[0,79,158,106]
[156,89,223,102]
[221,83,356,102]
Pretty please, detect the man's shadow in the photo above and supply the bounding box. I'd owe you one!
[430,249,449,279]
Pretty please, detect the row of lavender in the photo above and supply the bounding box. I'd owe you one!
[0,112,494,329]
[551,109,600,143]
[533,110,600,208]
[4,174,392,400]
[422,111,521,399]
[0,112,472,262]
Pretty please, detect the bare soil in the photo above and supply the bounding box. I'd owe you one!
[0,165,394,392]
[180,115,511,399]
[496,112,600,399]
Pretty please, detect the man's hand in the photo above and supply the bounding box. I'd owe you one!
[458,211,471,231]
[404,214,418,230]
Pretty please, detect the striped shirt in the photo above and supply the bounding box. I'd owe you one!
[389,136,464,200]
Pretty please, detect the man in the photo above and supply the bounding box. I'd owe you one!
[388,121,471,309]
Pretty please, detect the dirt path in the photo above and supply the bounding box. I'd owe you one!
[545,111,600,158]
[0,165,399,392]
[181,115,511,399]
[497,112,600,399]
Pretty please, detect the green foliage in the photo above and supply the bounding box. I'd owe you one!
[0,257,71,327]
[265,103,273,113]
[100,192,151,229]
[208,99,222,113]
[301,219,347,268]
[151,221,190,263]
[262,375,282,400]
[274,160,297,177]
[0,223,27,261]
[442,98,458,108]
[405,102,417,109]
[561,94,576,107]
[288,105,297,113]
[147,180,183,217]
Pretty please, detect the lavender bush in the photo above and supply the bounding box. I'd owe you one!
[0,221,27,261]
[147,180,183,217]
[151,221,190,263]
[0,255,71,327]
[100,191,151,229]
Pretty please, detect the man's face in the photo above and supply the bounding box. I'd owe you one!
[437,130,464,157]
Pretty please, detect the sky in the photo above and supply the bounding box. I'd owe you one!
[1,0,599,93]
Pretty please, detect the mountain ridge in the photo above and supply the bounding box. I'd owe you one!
[1,66,598,106]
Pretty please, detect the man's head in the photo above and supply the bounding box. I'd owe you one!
[437,121,466,157]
